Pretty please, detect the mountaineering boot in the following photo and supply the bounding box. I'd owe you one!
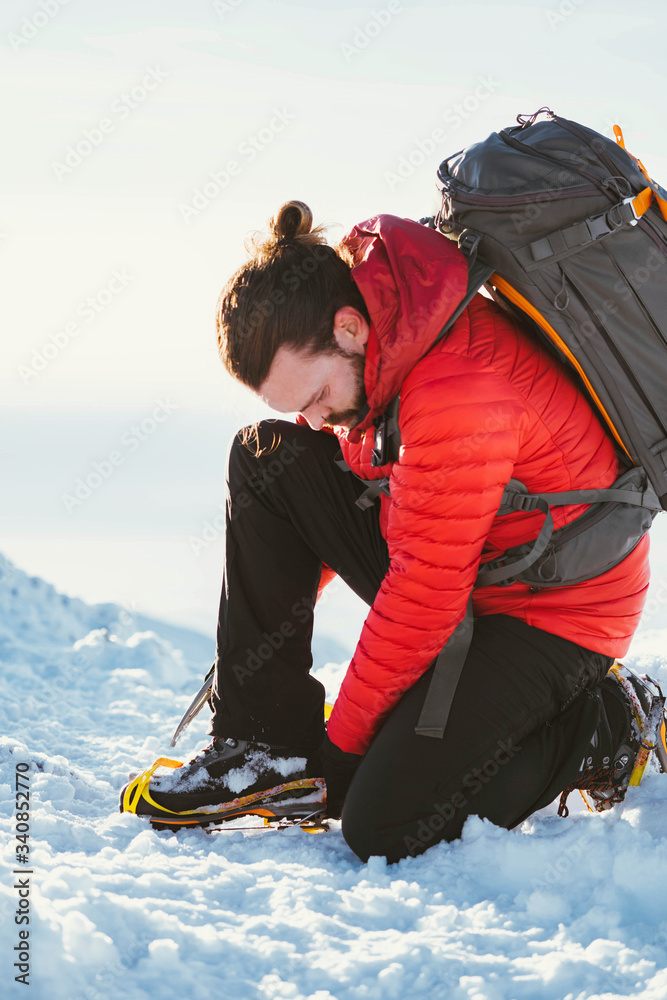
[558,663,666,817]
[120,737,325,829]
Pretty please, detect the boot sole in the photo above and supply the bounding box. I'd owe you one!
[144,782,326,830]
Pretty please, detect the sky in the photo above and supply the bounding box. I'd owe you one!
[2,0,667,636]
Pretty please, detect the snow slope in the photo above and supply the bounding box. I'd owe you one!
[1,552,667,1000]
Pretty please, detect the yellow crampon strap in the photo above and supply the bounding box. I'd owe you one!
[578,790,595,813]
[606,663,657,788]
[613,124,667,222]
[629,740,655,787]
[121,757,183,815]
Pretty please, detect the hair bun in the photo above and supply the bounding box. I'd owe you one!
[247,200,327,258]
[272,201,313,243]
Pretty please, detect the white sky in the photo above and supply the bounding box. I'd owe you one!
[2,0,667,633]
[2,0,666,414]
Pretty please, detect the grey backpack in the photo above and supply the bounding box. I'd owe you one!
[434,107,667,509]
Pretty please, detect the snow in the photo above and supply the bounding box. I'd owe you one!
[2,551,667,999]
[151,748,310,794]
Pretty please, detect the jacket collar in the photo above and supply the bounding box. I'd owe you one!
[341,215,469,441]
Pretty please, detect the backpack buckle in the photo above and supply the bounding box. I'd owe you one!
[458,229,483,261]
[621,195,640,225]
[371,395,401,467]
[508,492,541,513]
[371,415,387,467]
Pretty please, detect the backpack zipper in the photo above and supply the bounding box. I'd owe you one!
[498,128,614,196]
[553,115,631,183]
[438,184,600,207]
[550,501,620,546]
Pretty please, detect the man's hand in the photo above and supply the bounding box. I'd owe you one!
[320,732,363,819]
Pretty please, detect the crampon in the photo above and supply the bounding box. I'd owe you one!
[558,663,667,818]
[120,757,328,833]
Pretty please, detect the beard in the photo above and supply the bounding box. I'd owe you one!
[323,349,367,428]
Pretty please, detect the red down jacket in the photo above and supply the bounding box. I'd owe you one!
[325,216,650,755]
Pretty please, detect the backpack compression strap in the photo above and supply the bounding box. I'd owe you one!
[476,478,662,587]
[415,595,474,739]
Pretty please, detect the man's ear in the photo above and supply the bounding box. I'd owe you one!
[333,306,369,355]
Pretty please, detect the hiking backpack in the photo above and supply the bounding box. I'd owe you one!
[432,106,667,507]
[351,108,667,737]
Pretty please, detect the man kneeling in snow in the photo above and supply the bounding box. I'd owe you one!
[121,200,661,862]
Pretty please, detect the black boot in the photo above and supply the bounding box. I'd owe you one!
[558,663,666,817]
[120,737,325,829]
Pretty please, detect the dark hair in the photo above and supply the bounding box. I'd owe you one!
[216,200,369,389]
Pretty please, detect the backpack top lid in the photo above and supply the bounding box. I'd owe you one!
[437,108,667,239]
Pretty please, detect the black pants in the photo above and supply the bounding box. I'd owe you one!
[211,421,613,862]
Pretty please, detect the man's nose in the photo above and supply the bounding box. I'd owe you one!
[303,410,326,431]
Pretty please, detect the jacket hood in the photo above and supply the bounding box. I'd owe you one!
[342,215,469,439]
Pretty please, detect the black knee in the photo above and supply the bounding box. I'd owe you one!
[341,804,382,863]
[341,800,428,865]
[228,419,294,466]
[226,420,308,507]
[228,419,319,480]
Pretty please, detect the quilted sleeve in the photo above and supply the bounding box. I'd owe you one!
[326,347,528,753]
